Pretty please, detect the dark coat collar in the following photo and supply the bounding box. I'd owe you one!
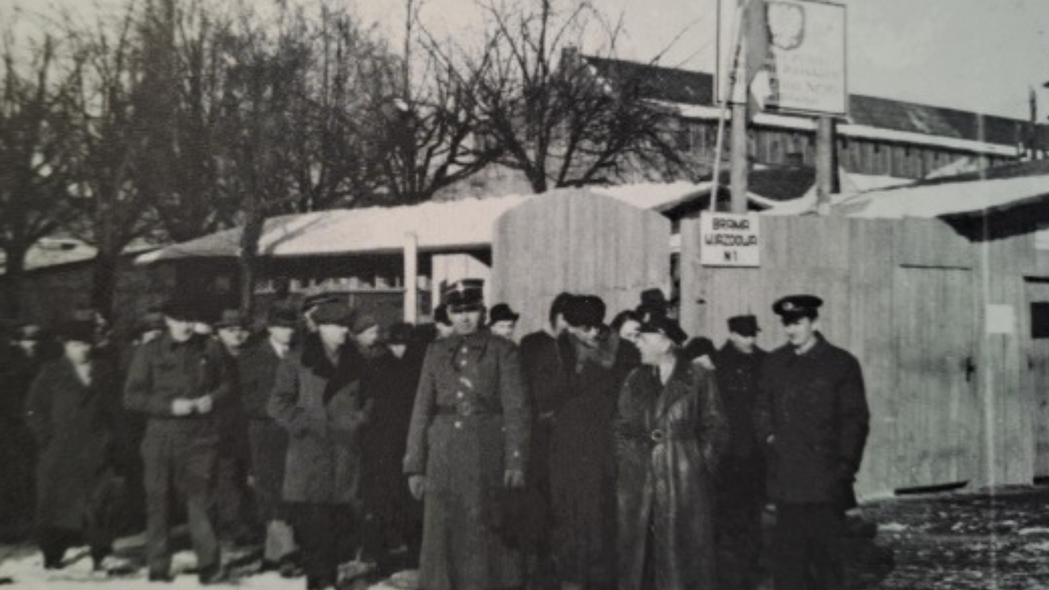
[644,354,696,419]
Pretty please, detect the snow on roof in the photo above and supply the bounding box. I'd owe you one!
[760,169,912,216]
[840,173,1049,219]
[135,184,715,265]
[0,238,157,275]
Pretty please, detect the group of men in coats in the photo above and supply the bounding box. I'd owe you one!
[7,277,868,590]
[404,280,869,590]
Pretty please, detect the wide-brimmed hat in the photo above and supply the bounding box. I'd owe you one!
[55,320,96,344]
[638,316,688,346]
[488,303,520,326]
[266,304,298,328]
[214,309,248,329]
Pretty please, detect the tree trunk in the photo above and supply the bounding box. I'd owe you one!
[90,249,121,322]
[1,245,28,318]
[239,210,265,317]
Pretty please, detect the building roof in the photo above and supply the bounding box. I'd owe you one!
[836,159,1049,219]
[135,183,760,265]
[585,55,1036,153]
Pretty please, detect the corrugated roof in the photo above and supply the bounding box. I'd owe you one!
[585,55,1036,149]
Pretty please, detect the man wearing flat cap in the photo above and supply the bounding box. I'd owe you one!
[404,278,530,590]
[712,315,767,590]
[124,297,231,584]
[239,304,300,573]
[755,295,870,590]
[616,316,726,590]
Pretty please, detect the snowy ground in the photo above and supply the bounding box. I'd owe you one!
[3,484,1049,589]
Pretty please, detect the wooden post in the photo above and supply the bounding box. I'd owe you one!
[815,116,834,215]
[403,232,418,323]
[730,102,749,213]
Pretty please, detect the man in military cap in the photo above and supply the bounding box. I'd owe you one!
[124,297,231,584]
[712,315,767,590]
[755,295,870,590]
[404,278,530,590]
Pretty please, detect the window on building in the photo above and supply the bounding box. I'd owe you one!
[1032,301,1049,339]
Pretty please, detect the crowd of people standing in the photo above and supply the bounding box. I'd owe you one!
[0,277,869,590]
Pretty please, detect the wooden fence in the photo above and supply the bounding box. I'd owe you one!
[681,214,1049,497]
[489,191,1049,498]
[490,189,670,338]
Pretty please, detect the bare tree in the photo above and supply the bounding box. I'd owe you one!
[60,5,160,318]
[439,0,688,193]
[0,27,78,316]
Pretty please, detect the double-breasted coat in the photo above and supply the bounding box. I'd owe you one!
[268,341,371,505]
[403,329,530,590]
[754,336,869,508]
[615,357,728,590]
[25,358,119,531]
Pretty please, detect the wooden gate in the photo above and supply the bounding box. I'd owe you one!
[893,267,977,488]
[490,190,671,338]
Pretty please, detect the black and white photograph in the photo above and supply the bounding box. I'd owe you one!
[1,0,1048,588]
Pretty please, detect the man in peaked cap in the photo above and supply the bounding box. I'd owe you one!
[404,278,530,590]
[124,294,231,584]
[755,295,869,590]
[712,314,767,590]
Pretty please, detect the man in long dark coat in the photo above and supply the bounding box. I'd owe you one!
[518,293,573,590]
[708,315,767,590]
[404,279,530,590]
[239,305,299,572]
[755,295,870,590]
[124,298,230,584]
[615,316,727,590]
[25,320,122,570]
[0,323,46,539]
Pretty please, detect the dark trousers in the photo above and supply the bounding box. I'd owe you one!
[770,503,845,590]
[715,460,765,590]
[291,503,359,589]
[39,526,112,568]
[141,424,221,577]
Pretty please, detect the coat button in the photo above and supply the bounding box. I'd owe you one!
[457,391,465,399]
[454,421,463,429]
[459,360,468,367]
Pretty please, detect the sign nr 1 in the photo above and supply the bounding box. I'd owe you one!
[699,212,761,267]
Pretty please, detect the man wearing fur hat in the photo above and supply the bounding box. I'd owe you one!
[404,279,530,590]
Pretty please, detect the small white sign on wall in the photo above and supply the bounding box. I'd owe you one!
[985,304,1015,335]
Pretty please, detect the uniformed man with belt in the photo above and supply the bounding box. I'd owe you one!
[755,295,870,590]
[404,279,530,590]
[124,298,230,584]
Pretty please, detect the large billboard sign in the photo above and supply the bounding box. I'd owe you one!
[716,0,847,116]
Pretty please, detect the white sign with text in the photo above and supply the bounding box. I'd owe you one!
[700,212,761,267]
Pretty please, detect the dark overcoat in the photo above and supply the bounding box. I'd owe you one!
[615,358,728,590]
[239,339,291,522]
[25,358,119,530]
[268,340,370,505]
[403,329,530,590]
[754,336,870,507]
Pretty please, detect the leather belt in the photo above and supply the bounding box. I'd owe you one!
[435,401,501,417]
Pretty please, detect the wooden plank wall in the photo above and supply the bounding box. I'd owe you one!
[490,190,671,339]
[680,215,1038,497]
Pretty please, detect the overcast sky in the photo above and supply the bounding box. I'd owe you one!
[5,0,1049,120]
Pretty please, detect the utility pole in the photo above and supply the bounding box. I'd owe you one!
[815,116,834,215]
[730,103,749,213]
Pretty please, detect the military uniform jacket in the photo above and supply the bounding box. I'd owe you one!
[403,329,530,590]
[755,337,870,505]
[123,333,230,430]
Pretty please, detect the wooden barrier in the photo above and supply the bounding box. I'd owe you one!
[490,189,671,338]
